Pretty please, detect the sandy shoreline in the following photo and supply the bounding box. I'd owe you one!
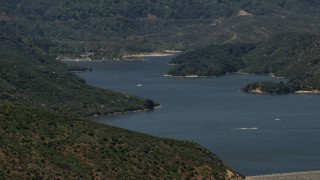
[247,89,320,95]
[270,73,286,79]
[59,57,92,62]
[123,53,176,58]
[248,88,264,94]
[57,50,181,62]
[123,50,181,58]
[295,90,320,94]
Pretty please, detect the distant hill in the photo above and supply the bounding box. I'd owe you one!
[167,33,320,94]
[167,43,256,77]
[1,0,320,58]
[242,33,320,94]
[2,0,320,21]
[0,34,156,117]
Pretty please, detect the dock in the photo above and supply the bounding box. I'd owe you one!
[246,170,320,180]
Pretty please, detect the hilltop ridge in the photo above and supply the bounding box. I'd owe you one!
[1,1,320,58]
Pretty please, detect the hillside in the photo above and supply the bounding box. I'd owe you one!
[167,33,320,94]
[3,0,320,20]
[1,0,320,58]
[0,104,243,179]
[0,35,157,117]
[167,43,256,77]
[242,33,320,94]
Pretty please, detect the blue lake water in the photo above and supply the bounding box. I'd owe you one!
[66,56,320,176]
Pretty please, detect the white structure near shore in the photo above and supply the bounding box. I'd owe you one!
[246,170,320,180]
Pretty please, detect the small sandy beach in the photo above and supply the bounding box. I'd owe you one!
[295,90,320,94]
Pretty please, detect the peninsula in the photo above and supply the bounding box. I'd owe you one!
[167,33,320,94]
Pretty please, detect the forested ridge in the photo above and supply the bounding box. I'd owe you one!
[1,0,320,58]
[168,33,320,94]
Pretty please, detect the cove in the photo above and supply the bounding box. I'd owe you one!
[66,56,320,176]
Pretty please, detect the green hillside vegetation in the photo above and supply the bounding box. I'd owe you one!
[242,81,296,94]
[0,35,157,117]
[3,0,320,20]
[242,33,320,93]
[168,43,256,77]
[0,104,243,179]
[168,33,320,94]
[1,0,320,58]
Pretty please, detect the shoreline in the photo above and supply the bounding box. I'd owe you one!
[123,53,176,58]
[295,90,320,94]
[122,50,181,59]
[92,105,162,117]
[246,89,320,95]
[247,88,264,94]
[269,73,286,79]
[59,51,181,62]
[59,58,92,62]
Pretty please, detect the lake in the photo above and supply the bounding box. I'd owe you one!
[66,56,320,176]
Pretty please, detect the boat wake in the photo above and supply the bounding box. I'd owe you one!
[233,127,258,130]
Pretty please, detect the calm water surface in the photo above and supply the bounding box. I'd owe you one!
[66,56,320,176]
